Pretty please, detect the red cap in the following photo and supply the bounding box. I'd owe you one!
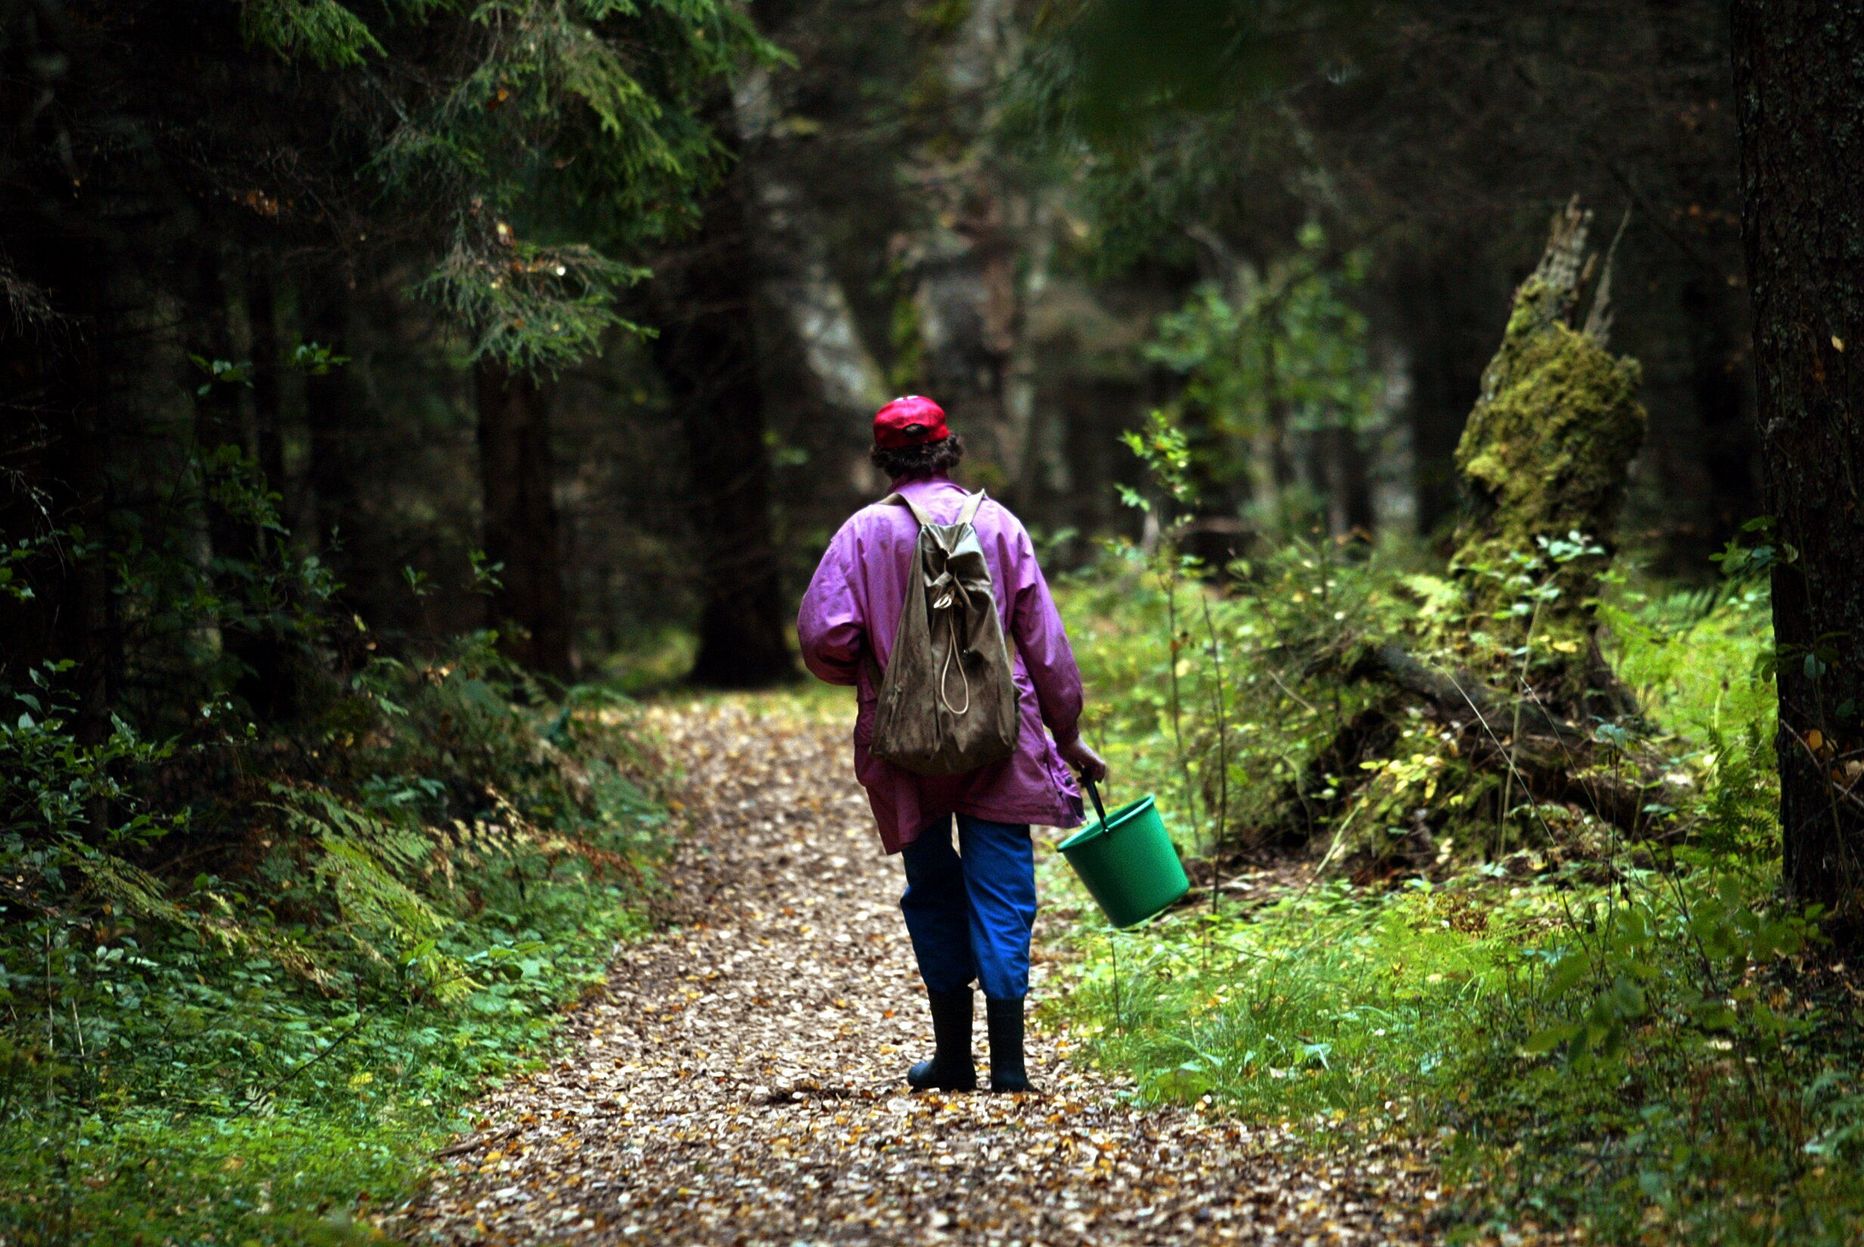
[872,395,949,449]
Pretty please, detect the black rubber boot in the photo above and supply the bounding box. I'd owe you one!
[985,996,1032,1093]
[907,988,977,1091]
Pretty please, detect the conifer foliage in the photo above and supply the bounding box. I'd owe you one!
[0,8,767,1233]
[1,0,771,735]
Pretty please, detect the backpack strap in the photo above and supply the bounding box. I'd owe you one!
[879,491,936,529]
[879,489,987,529]
[957,489,988,527]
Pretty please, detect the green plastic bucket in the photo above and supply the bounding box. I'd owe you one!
[1057,779,1189,928]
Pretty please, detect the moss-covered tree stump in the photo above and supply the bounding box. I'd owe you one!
[1449,200,1646,719]
[1272,201,1659,872]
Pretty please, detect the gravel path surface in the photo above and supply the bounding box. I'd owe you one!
[393,697,1439,1245]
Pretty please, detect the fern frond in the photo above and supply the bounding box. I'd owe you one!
[71,849,189,927]
[267,785,470,1001]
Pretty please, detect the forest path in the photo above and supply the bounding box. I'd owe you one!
[394,695,1435,1245]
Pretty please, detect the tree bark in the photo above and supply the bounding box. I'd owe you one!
[1260,207,1650,869]
[0,221,117,743]
[304,280,360,572]
[475,358,575,683]
[246,264,290,527]
[732,64,888,423]
[1732,0,1864,930]
[729,58,887,511]
[910,177,1022,489]
[299,275,388,668]
[649,173,797,689]
[1680,271,1762,539]
[1391,234,1494,540]
[1251,332,1292,525]
[1323,419,1375,541]
[195,248,295,718]
[900,0,1030,496]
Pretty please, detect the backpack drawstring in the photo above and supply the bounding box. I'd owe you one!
[898,489,991,722]
[932,582,973,717]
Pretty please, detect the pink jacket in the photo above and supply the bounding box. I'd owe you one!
[797,474,1087,853]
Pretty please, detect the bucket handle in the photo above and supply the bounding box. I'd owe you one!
[1083,775,1111,830]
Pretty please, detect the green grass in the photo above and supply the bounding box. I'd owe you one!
[0,815,658,1245]
[1051,558,1864,1244]
[1047,873,1545,1118]
[0,647,671,1245]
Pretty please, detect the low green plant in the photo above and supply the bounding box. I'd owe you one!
[1056,550,1864,1243]
[0,633,668,1245]
[1051,875,1536,1119]
[1060,527,1406,853]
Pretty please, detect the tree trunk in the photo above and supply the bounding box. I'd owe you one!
[911,175,1023,489]
[1449,200,1645,720]
[1323,420,1374,541]
[474,358,575,683]
[1258,205,1653,869]
[900,0,1030,497]
[733,65,888,423]
[300,275,403,663]
[1252,332,1295,526]
[648,174,797,688]
[1679,272,1761,544]
[246,264,290,527]
[730,58,887,511]
[304,280,361,571]
[1732,0,1864,930]
[0,226,117,743]
[195,249,295,717]
[1391,235,1493,540]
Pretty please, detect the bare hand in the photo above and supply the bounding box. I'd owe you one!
[1058,737,1108,784]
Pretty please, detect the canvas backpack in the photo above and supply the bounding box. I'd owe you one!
[868,490,1020,776]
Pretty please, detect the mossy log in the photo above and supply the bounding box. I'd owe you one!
[1267,643,1661,860]
[1350,643,1657,834]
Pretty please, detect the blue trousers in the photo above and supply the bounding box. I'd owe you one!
[899,813,1036,1001]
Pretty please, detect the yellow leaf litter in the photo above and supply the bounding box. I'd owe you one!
[386,696,1503,1246]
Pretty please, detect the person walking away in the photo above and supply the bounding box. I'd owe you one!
[796,395,1108,1093]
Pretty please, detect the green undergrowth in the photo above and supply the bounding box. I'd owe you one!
[0,634,670,1245]
[1056,534,1412,857]
[1047,869,1545,1117]
[1052,557,1864,1243]
[598,624,699,697]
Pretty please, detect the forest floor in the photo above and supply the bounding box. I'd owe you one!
[389,694,1450,1246]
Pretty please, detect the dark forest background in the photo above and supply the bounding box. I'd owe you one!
[1,0,1757,702]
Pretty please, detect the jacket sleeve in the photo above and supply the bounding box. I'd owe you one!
[1005,517,1085,745]
[797,523,863,686]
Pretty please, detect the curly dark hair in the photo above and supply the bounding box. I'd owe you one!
[871,434,965,481]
